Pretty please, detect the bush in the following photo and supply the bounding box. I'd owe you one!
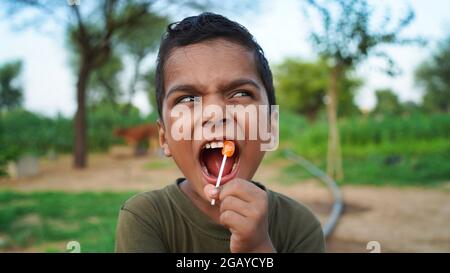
[278,111,450,184]
[0,104,153,175]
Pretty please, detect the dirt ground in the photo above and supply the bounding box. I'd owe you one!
[1,152,449,253]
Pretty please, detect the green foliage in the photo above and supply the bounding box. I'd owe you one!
[88,53,124,107]
[285,113,450,155]
[278,111,450,185]
[86,103,149,151]
[275,58,328,118]
[415,35,450,113]
[303,0,422,179]
[66,4,168,111]
[118,11,168,57]
[0,104,152,174]
[275,58,362,119]
[0,60,23,111]
[305,0,422,72]
[280,153,450,186]
[0,110,66,158]
[373,88,402,116]
[0,190,135,252]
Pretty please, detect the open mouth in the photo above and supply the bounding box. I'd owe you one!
[199,140,240,185]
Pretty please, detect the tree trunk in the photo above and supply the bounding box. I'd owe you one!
[73,59,91,168]
[326,64,344,180]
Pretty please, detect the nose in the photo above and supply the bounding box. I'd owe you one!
[203,117,231,128]
[201,94,232,129]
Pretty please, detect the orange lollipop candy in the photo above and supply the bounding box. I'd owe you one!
[222,140,235,157]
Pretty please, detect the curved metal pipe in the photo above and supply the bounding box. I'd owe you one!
[283,149,343,238]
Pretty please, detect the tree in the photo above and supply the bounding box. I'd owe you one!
[81,11,168,115]
[275,58,361,120]
[400,101,422,116]
[120,12,168,115]
[304,0,422,180]
[415,35,450,113]
[6,1,186,168]
[86,52,124,109]
[63,1,163,168]
[5,0,249,169]
[0,60,23,112]
[373,88,402,116]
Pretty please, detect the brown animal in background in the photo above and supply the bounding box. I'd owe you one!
[114,123,159,155]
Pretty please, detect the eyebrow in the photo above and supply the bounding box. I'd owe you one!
[165,78,261,99]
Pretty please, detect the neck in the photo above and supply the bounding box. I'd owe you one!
[179,179,221,224]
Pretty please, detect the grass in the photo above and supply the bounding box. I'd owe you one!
[276,153,450,187]
[0,111,449,253]
[0,191,136,252]
[144,159,172,170]
[2,109,449,253]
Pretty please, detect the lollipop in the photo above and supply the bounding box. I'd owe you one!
[211,140,235,206]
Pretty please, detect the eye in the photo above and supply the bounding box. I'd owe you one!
[232,91,251,98]
[177,95,198,104]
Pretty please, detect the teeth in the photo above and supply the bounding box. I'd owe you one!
[203,140,230,149]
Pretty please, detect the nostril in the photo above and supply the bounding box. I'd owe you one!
[202,116,232,128]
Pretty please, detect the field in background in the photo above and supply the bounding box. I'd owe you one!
[1,110,449,252]
[0,191,132,252]
[2,109,450,186]
[0,153,449,253]
[278,112,450,186]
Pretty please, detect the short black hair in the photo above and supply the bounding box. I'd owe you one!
[154,12,276,118]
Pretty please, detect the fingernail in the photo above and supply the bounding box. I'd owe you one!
[209,187,218,195]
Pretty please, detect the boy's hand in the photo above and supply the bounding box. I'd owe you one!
[204,178,276,253]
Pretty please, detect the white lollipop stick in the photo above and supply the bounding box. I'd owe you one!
[211,154,227,206]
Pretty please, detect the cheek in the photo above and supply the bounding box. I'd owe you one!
[164,105,197,139]
[167,138,198,175]
[163,115,196,161]
[239,142,265,176]
[245,142,265,158]
[234,107,268,141]
[169,141,193,159]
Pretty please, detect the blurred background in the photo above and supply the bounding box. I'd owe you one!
[0,0,449,252]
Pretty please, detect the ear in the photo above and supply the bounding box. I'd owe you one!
[157,119,172,157]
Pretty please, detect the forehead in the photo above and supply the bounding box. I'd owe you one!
[163,39,261,92]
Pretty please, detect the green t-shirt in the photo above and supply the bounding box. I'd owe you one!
[115,178,325,253]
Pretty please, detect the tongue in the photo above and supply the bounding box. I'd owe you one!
[203,148,234,177]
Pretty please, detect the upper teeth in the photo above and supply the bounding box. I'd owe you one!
[203,141,226,149]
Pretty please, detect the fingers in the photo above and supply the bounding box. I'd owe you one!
[203,178,266,208]
[220,195,254,217]
[203,178,271,253]
[219,178,263,203]
[219,210,248,231]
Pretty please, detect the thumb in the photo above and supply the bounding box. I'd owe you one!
[203,184,220,202]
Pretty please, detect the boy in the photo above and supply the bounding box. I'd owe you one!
[115,12,325,253]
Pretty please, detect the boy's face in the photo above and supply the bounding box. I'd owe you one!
[159,38,270,200]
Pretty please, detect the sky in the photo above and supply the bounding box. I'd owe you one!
[0,0,449,117]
